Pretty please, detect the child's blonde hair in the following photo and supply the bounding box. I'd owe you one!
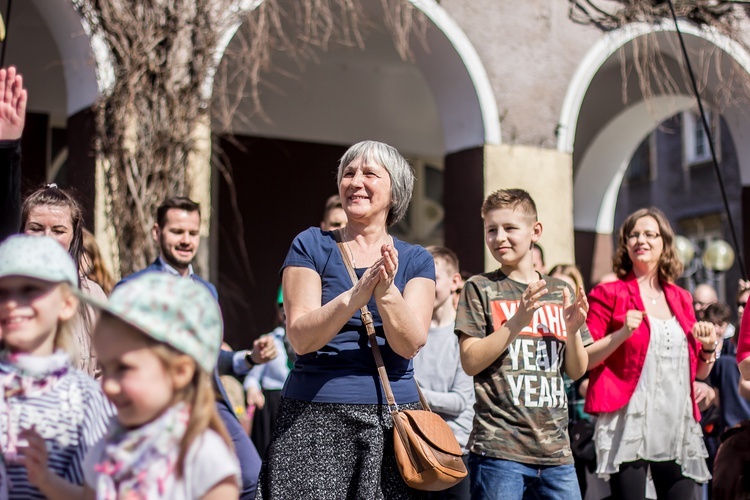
[149,340,232,478]
[55,283,78,357]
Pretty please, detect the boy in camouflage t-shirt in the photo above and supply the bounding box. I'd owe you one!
[455,189,592,499]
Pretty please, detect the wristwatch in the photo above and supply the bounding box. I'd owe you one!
[244,350,256,368]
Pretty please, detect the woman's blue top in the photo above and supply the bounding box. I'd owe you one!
[280,227,435,404]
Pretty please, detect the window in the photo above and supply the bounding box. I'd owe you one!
[625,134,654,183]
[683,109,720,167]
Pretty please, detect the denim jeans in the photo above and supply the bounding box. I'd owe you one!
[469,453,582,500]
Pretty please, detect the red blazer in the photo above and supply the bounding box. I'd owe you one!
[583,273,701,421]
[737,305,750,364]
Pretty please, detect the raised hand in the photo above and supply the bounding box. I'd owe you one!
[17,428,52,490]
[563,286,589,338]
[374,243,398,296]
[249,335,278,364]
[349,257,383,309]
[623,310,644,336]
[507,279,548,332]
[0,66,26,141]
[693,321,717,351]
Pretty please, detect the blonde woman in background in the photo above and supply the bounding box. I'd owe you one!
[549,264,585,295]
[82,229,115,296]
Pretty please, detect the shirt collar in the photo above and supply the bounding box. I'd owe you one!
[157,255,194,278]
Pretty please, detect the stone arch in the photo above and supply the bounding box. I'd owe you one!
[210,0,499,152]
[559,20,750,234]
[210,0,498,340]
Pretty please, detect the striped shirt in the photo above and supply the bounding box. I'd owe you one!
[2,366,114,499]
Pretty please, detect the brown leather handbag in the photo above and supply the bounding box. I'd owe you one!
[335,232,468,491]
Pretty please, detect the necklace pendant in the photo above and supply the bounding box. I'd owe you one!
[651,298,657,305]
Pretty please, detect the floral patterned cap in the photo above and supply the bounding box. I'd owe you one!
[94,273,222,373]
[0,234,78,287]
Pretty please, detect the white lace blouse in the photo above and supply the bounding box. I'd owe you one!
[594,315,710,483]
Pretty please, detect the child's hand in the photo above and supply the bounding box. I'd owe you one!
[506,280,547,332]
[563,287,589,339]
[17,428,53,490]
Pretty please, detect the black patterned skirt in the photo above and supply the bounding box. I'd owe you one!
[257,397,427,500]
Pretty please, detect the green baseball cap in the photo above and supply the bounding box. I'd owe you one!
[0,234,78,287]
[90,273,222,373]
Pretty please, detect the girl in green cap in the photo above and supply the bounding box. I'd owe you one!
[0,234,113,499]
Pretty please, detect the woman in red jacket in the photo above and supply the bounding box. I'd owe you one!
[584,207,717,499]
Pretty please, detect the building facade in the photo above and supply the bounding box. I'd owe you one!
[8,0,750,343]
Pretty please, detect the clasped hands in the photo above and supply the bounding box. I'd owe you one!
[351,244,398,307]
[507,280,589,338]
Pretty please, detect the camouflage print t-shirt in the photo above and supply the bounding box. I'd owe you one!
[455,270,593,465]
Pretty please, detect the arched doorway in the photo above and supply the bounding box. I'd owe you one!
[211,0,497,344]
[3,0,100,229]
[560,21,750,290]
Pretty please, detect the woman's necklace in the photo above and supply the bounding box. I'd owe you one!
[637,274,662,305]
[642,289,662,305]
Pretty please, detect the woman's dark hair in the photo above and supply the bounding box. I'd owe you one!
[21,184,85,280]
[613,207,683,283]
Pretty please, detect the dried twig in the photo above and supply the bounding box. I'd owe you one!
[71,0,424,276]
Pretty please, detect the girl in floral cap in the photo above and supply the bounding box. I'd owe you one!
[0,234,114,499]
[82,272,240,499]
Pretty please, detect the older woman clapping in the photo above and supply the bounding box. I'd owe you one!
[258,141,435,499]
[584,208,716,500]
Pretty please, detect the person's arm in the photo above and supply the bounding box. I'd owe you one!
[370,244,433,359]
[200,476,240,500]
[583,284,643,369]
[18,428,84,500]
[739,378,750,400]
[243,363,266,409]
[284,261,380,355]
[420,355,474,417]
[376,277,434,359]
[693,380,717,411]
[0,67,25,241]
[562,287,589,380]
[230,336,278,377]
[737,308,750,381]
[459,280,549,377]
[694,321,718,380]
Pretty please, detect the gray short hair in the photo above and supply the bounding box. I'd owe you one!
[336,140,414,226]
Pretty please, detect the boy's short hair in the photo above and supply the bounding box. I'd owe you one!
[323,194,342,216]
[481,189,538,220]
[426,245,459,275]
[704,302,731,325]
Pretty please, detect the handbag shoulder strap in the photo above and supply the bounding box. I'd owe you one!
[332,229,430,412]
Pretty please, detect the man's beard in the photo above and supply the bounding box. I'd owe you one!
[160,238,194,270]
